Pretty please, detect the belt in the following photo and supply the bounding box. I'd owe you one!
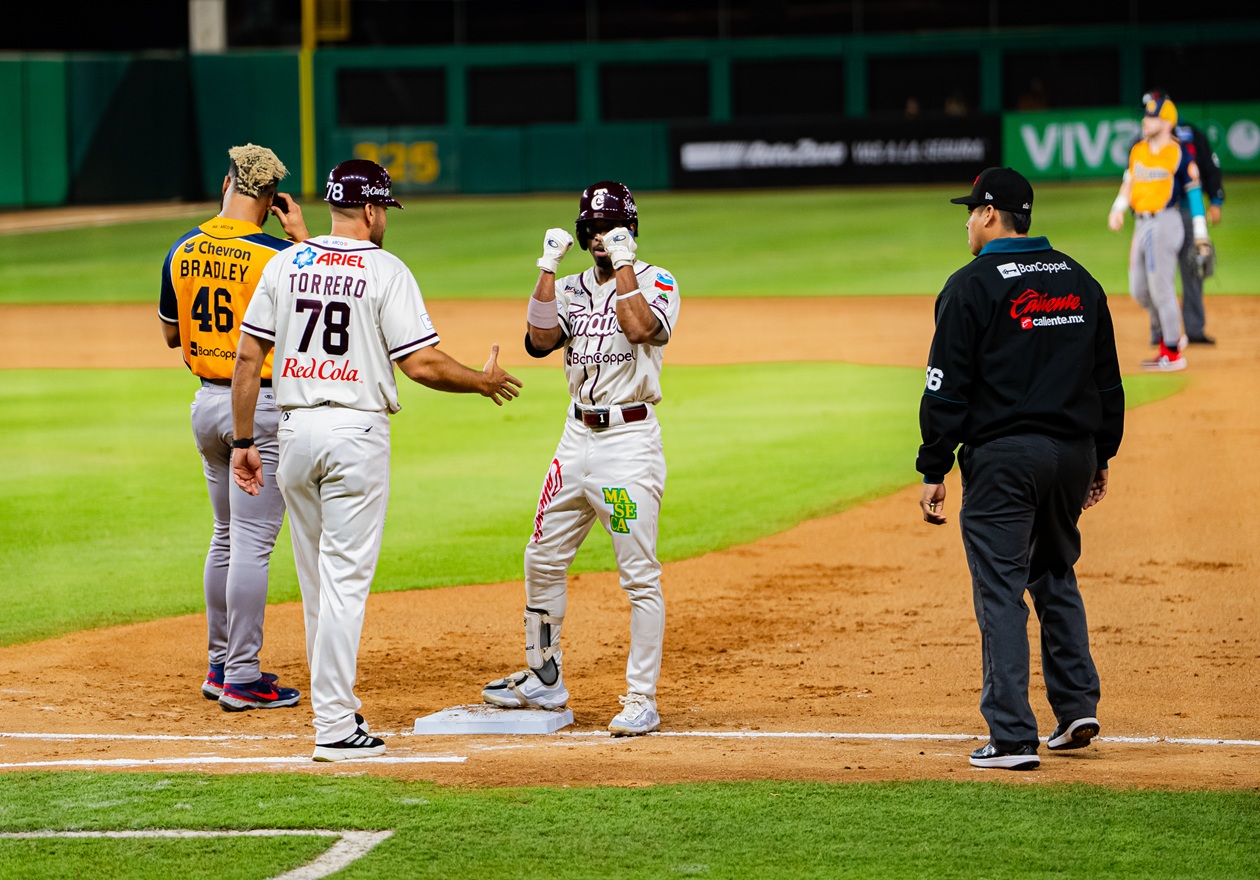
[1134,209,1166,219]
[200,378,270,388]
[573,403,649,429]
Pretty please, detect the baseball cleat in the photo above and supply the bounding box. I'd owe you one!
[969,741,1040,770]
[608,693,660,736]
[218,677,301,711]
[482,669,569,710]
[202,665,279,700]
[312,725,385,762]
[1047,717,1100,751]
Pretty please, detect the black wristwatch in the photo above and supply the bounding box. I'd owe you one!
[231,438,256,449]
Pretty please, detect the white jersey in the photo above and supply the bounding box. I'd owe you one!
[243,234,439,413]
[552,261,680,407]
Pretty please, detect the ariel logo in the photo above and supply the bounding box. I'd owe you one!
[602,487,638,533]
[293,247,317,268]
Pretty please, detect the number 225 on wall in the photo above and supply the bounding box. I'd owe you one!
[353,141,441,185]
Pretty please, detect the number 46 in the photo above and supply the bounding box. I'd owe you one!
[925,367,944,391]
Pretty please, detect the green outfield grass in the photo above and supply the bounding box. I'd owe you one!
[0,365,1181,647]
[3,179,1258,303]
[0,774,1255,880]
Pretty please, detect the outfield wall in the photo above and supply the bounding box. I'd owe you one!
[2,21,1258,206]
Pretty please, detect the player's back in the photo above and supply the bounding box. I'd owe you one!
[257,234,438,414]
[160,217,290,380]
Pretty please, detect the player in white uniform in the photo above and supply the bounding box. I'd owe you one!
[232,159,522,761]
[482,181,680,735]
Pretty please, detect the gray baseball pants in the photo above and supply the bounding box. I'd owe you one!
[1130,210,1184,349]
[191,382,286,685]
[958,433,1101,750]
[1148,205,1209,342]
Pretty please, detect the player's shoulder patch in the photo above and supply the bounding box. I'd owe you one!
[651,270,676,300]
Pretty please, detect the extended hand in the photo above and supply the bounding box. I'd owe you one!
[920,482,947,525]
[537,228,574,274]
[481,344,523,405]
[601,226,637,269]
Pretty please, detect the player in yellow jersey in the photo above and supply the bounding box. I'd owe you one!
[159,144,311,710]
[1107,95,1212,372]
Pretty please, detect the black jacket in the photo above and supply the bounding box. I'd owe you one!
[916,236,1124,483]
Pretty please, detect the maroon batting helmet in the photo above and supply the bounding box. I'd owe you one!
[324,159,403,209]
[575,180,638,250]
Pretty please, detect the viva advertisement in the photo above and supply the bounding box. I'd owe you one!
[1006,103,1260,181]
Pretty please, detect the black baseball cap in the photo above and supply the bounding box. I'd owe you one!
[324,159,404,209]
[950,166,1033,214]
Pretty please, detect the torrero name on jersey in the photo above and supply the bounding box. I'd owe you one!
[286,271,367,299]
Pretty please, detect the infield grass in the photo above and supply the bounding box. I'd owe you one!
[0,365,1181,647]
[0,773,1256,880]
[3,179,1258,303]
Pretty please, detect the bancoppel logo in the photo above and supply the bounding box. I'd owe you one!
[1008,260,1070,275]
[997,262,1022,279]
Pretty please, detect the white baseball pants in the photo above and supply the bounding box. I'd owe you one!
[1130,210,1185,348]
[524,412,666,697]
[277,406,391,744]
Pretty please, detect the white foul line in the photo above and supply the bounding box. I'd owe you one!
[0,756,465,769]
[0,829,394,880]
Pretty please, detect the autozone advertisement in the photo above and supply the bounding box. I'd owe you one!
[1004,102,1260,181]
[670,117,1001,188]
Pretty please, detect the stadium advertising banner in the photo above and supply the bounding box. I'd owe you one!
[1005,103,1260,181]
[670,117,1001,189]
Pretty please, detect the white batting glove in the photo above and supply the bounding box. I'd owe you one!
[602,226,637,269]
[536,228,574,274]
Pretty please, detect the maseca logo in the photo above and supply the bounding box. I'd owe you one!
[1010,289,1085,330]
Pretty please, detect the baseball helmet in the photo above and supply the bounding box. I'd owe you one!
[324,159,403,209]
[575,180,638,250]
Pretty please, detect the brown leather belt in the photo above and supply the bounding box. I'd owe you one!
[1134,210,1165,219]
[573,403,648,429]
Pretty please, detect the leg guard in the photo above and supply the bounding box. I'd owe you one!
[524,607,563,686]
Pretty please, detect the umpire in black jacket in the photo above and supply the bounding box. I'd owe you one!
[917,167,1125,771]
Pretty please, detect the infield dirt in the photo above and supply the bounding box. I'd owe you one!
[2,296,1257,790]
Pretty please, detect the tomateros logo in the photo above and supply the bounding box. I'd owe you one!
[280,358,361,381]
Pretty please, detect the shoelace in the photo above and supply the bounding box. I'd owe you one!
[617,694,650,718]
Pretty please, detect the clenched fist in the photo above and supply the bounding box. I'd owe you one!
[537,228,574,274]
[602,226,637,270]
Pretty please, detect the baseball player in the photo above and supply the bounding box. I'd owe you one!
[231,159,522,762]
[1139,89,1225,346]
[482,180,680,736]
[919,167,1125,770]
[1108,93,1212,372]
[159,144,310,711]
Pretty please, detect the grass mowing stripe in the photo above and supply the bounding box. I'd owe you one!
[4,180,1258,304]
[0,774,1255,879]
[0,365,1183,647]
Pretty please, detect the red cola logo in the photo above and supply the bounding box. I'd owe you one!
[281,357,361,382]
[1010,289,1081,320]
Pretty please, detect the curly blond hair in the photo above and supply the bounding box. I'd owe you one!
[227,144,288,199]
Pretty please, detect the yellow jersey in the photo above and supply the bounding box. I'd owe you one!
[1127,139,1193,215]
[159,217,291,380]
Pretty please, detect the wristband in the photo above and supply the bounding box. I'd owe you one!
[527,296,560,329]
[536,256,560,274]
[616,289,645,302]
[1110,194,1129,214]
[231,437,255,449]
[1192,216,1209,242]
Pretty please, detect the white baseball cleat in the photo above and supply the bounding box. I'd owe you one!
[608,693,660,736]
[482,669,569,710]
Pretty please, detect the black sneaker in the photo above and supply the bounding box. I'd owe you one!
[1048,717,1100,751]
[1186,334,1216,345]
[312,724,385,762]
[969,741,1040,770]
